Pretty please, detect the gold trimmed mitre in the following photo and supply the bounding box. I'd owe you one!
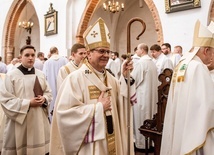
[175,20,214,82]
[83,18,110,50]
[193,20,214,48]
[181,20,214,61]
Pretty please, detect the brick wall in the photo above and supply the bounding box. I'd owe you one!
[4,0,26,64]
[4,0,214,64]
[76,0,164,45]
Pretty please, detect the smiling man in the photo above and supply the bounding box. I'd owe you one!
[50,18,136,155]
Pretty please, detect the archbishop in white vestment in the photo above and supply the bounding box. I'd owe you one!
[161,20,214,155]
[50,62,136,155]
[50,17,136,155]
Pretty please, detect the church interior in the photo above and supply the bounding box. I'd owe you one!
[0,0,214,155]
[0,0,213,64]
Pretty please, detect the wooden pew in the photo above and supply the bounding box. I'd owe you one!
[139,68,173,155]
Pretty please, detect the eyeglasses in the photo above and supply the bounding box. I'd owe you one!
[94,49,111,55]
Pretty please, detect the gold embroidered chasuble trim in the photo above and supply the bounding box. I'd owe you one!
[184,127,214,155]
[64,65,70,75]
[84,59,116,155]
[88,86,101,99]
[64,61,80,75]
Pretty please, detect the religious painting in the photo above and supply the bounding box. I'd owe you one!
[44,3,58,36]
[165,0,201,13]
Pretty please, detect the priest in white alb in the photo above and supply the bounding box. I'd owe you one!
[0,45,53,155]
[131,43,158,150]
[57,43,86,90]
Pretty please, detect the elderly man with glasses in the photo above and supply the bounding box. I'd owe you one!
[50,18,136,155]
[161,20,214,155]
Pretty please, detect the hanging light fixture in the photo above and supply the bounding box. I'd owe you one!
[103,0,124,13]
[18,0,34,34]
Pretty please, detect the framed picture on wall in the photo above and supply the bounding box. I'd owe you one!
[44,3,58,36]
[165,0,201,13]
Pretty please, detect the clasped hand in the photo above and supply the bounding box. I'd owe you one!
[30,95,45,107]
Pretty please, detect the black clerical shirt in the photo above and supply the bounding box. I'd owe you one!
[18,64,35,75]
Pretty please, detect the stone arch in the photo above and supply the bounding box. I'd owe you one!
[3,0,27,64]
[76,0,99,44]
[144,0,164,44]
[76,0,163,44]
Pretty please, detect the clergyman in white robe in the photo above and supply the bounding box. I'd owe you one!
[43,54,68,120]
[153,53,173,75]
[0,66,53,155]
[131,54,158,149]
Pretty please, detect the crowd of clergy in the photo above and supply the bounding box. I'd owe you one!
[0,17,214,155]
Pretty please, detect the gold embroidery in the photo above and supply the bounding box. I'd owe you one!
[85,59,116,154]
[91,31,98,38]
[88,86,101,99]
[106,132,116,155]
[177,76,184,82]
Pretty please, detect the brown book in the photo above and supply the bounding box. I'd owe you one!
[33,76,43,97]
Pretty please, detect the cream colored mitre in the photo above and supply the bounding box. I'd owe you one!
[176,20,214,82]
[193,20,214,48]
[83,18,110,50]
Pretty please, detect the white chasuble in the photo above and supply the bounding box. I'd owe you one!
[50,64,135,155]
[161,56,214,155]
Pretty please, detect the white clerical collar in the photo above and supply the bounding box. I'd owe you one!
[28,68,32,71]
[22,64,33,71]
[93,68,105,81]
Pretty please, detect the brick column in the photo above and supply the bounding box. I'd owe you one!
[3,46,14,64]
